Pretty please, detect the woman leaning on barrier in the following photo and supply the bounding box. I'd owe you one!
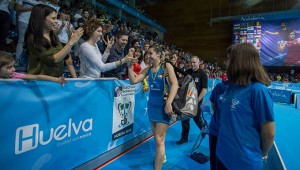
[24,4,84,77]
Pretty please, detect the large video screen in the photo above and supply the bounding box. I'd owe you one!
[233,18,300,67]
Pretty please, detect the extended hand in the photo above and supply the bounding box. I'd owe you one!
[69,27,84,45]
[57,76,68,86]
[129,48,135,55]
[106,36,114,48]
[123,55,138,64]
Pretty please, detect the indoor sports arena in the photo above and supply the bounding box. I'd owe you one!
[0,0,299,169]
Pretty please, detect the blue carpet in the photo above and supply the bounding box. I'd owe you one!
[102,121,210,170]
[102,102,299,170]
[273,103,299,170]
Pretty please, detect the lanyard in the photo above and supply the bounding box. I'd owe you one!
[151,64,161,82]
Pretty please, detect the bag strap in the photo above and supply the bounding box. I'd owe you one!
[165,60,187,76]
[163,62,169,98]
[163,60,184,96]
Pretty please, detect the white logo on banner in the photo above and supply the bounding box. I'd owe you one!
[15,118,93,154]
[112,86,135,140]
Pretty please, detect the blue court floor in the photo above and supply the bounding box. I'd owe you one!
[101,103,299,170]
[273,103,300,170]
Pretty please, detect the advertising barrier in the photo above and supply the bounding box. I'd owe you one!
[269,88,292,104]
[0,79,150,170]
[0,78,239,169]
[270,81,300,91]
[269,81,300,104]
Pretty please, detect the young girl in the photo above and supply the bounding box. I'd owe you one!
[0,51,66,85]
[128,45,178,170]
[132,48,142,75]
[140,51,151,71]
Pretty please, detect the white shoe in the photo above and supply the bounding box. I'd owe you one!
[153,154,167,168]
[163,154,167,163]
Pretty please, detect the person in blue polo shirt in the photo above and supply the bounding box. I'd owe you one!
[209,51,230,170]
[209,80,228,170]
[216,43,275,170]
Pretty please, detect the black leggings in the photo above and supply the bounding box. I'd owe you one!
[216,156,228,170]
[180,102,203,140]
[209,135,218,170]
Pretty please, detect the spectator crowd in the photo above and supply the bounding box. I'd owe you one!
[1,0,298,82]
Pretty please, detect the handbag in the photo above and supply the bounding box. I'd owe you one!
[163,61,198,121]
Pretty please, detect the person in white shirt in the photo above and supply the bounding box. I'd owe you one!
[44,0,59,13]
[56,7,77,78]
[73,8,82,29]
[78,19,137,78]
[56,8,72,44]
[77,10,88,28]
[15,0,42,65]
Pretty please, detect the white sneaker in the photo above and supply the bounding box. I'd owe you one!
[153,154,167,168]
[163,154,167,163]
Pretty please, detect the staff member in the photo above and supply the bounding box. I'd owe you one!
[176,55,208,145]
[216,43,275,170]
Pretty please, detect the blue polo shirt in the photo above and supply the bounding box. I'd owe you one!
[209,81,228,137]
[216,82,274,170]
[148,66,165,107]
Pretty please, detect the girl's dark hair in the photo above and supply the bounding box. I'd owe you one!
[24,4,59,52]
[134,48,143,63]
[143,51,148,60]
[58,7,69,18]
[0,51,14,68]
[131,39,140,47]
[226,43,271,86]
[150,44,163,56]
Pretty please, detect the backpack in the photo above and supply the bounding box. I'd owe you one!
[163,61,198,121]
